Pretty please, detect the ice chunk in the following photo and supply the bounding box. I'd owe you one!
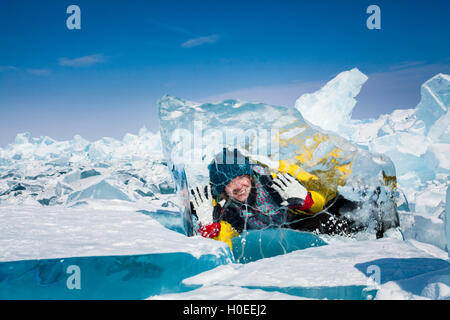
[159,95,297,174]
[158,92,398,236]
[158,181,175,194]
[376,261,450,300]
[182,239,449,300]
[2,128,162,165]
[0,252,231,299]
[428,108,450,143]
[149,285,304,300]
[312,71,450,249]
[421,279,450,300]
[370,132,428,158]
[427,143,450,170]
[414,185,448,216]
[0,205,232,262]
[0,205,232,299]
[67,180,131,203]
[400,212,447,251]
[137,209,186,235]
[80,169,101,179]
[415,73,450,135]
[446,186,450,255]
[231,229,327,263]
[295,68,368,137]
[14,132,31,145]
[0,128,174,206]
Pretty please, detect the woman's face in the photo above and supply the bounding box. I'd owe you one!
[225,175,252,202]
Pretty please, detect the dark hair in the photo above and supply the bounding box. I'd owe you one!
[208,148,254,197]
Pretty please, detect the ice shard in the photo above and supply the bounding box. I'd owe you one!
[158,90,399,238]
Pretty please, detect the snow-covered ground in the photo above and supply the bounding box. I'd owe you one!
[0,202,233,300]
[150,239,449,300]
[0,203,230,262]
[0,69,449,300]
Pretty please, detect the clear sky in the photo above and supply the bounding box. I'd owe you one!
[0,0,449,146]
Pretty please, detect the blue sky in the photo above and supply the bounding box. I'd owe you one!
[0,0,449,146]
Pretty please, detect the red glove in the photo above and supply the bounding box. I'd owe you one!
[299,192,314,211]
[287,192,314,211]
[198,222,221,238]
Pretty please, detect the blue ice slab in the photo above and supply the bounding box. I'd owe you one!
[446,186,450,257]
[170,165,194,236]
[67,180,131,203]
[80,169,101,179]
[137,209,187,235]
[415,74,449,134]
[158,94,399,239]
[0,251,230,300]
[232,228,327,264]
[354,258,450,285]
[243,285,377,300]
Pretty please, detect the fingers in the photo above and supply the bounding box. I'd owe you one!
[273,174,288,189]
[283,173,295,183]
[271,182,283,195]
[196,186,204,202]
[278,174,290,186]
[281,173,291,186]
[190,184,211,208]
[272,178,284,191]
[206,184,212,201]
[190,188,200,208]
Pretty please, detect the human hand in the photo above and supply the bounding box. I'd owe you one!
[198,222,221,238]
[190,184,214,225]
[272,173,307,203]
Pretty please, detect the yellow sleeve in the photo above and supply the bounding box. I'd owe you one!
[213,220,239,250]
[307,190,326,214]
[276,160,328,215]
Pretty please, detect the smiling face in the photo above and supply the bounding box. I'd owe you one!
[224,175,252,202]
